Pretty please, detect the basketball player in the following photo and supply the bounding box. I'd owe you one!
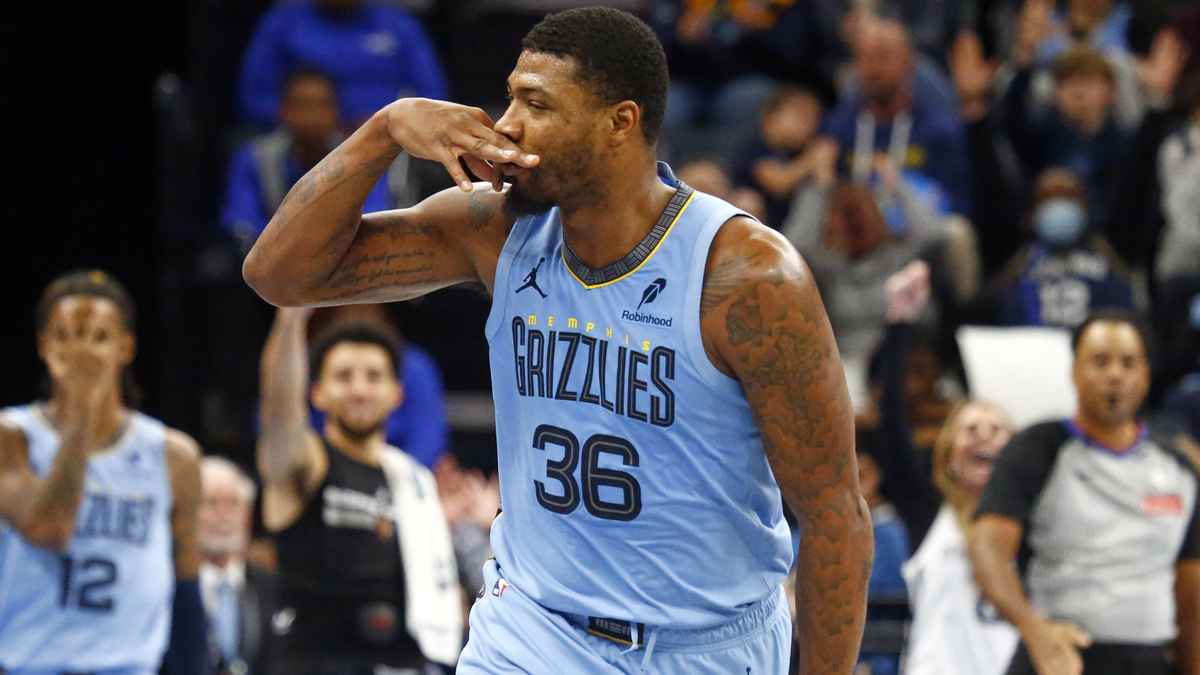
[244,8,871,674]
[0,270,207,675]
[257,308,459,675]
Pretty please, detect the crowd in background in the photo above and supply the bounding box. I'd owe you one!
[194,0,1200,673]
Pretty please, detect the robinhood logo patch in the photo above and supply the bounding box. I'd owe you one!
[638,278,666,309]
[624,278,672,327]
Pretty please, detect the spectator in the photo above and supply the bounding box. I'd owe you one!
[1007,0,1186,134]
[675,158,769,223]
[884,263,1019,675]
[821,18,972,216]
[971,310,1200,675]
[237,0,447,130]
[645,0,815,136]
[858,448,909,675]
[783,180,946,367]
[1000,44,1130,220]
[257,308,461,674]
[729,85,837,228]
[434,455,500,628]
[986,169,1134,330]
[307,304,450,470]
[901,398,1021,675]
[199,457,277,675]
[1150,72,1200,394]
[221,70,392,248]
[810,0,963,69]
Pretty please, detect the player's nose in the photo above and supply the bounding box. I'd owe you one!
[494,105,521,143]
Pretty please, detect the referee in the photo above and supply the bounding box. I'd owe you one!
[970,309,1200,675]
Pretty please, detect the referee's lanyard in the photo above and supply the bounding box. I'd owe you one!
[852,109,912,182]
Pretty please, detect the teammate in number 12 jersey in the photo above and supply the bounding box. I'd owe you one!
[0,271,207,675]
[244,8,872,673]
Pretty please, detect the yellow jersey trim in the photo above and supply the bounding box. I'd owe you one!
[562,190,696,290]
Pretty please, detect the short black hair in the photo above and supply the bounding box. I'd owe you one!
[760,84,822,118]
[36,269,136,336]
[522,7,668,145]
[310,320,405,379]
[284,67,335,95]
[1070,308,1149,354]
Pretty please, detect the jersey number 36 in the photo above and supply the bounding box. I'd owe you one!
[533,424,642,521]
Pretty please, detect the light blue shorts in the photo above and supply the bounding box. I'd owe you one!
[457,559,792,675]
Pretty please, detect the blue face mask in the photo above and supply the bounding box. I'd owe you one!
[1033,198,1087,248]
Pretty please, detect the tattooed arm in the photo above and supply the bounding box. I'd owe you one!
[243,98,537,307]
[700,217,872,675]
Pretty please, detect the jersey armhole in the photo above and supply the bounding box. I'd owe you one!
[484,215,536,341]
[682,208,753,395]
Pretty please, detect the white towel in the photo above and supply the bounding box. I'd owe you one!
[379,446,463,665]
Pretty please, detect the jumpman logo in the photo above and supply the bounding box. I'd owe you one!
[516,257,548,298]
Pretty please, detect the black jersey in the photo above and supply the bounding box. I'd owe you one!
[271,438,423,672]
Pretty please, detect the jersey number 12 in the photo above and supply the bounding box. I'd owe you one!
[59,555,117,612]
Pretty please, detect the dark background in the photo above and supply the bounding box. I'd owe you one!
[2,0,193,413]
[1,0,539,472]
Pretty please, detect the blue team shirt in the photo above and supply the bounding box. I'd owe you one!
[237,0,448,128]
[0,405,175,674]
[485,163,793,629]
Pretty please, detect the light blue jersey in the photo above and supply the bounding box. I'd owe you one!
[0,405,175,674]
[485,163,793,629]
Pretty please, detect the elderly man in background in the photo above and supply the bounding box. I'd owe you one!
[199,457,277,675]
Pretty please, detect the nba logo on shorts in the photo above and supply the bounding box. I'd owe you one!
[492,578,510,597]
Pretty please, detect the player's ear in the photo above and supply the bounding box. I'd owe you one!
[120,333,137,368]
[391,380,405,412]
[609,100,640,146]
[310,380,328,411]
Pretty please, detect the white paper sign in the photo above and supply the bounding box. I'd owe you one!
[957,326,1077,430]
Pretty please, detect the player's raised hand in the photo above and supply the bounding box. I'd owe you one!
[950,31,998,119]
[382,98,539,193]
[1138,29,1190,99]
[1014,0,1055,68]
[46,312,121,411]
[885,260,931,324]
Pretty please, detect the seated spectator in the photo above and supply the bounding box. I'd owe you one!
[645,0,815,136]
[199,457,277,675]
[821,18,972,216]
[1000,44,1130,220]
[221,70,392,248]
[674,158,769,223]
[783,180,946,367]
[237,0,447,130]
[986,169,1134,329]
[729,85,836,228]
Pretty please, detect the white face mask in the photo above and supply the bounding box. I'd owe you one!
[1033,198,1087,248]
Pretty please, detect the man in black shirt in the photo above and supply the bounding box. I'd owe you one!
[970,309,1200,675]
[257,308,459,675]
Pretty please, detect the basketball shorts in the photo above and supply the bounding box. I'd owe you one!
[457,559,792,674]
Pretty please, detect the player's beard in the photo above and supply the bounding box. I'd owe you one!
[502,135,599,219]
[332,415,385,444]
